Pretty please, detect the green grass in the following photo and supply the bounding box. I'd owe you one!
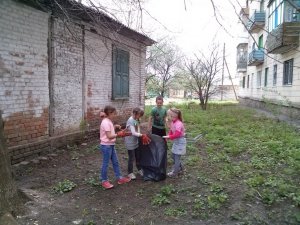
[144,103,300,224]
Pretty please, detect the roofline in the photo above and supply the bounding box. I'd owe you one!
[17,0,156,46]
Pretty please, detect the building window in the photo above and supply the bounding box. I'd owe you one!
[247,75,250,88]
[268,0,284,31]
[257,71,262,88]
[273,64,277,86]
[242,76,246,88]
[283,59,293,85]
[264,67,268,87]
[112,47,129,99]
[258,35,264,49]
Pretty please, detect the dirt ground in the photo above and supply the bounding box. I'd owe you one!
[13,140,196,225]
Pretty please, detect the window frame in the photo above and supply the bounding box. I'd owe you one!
[268,0,284,31]
[257,70,262,88]
[112,47,130,100]
[264,67,268,87]
[283,59,293,86]
[273,64,277,86]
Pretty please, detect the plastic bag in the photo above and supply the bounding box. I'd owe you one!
[139,134,167,181]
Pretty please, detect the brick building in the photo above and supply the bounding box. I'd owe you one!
[0,0,154,163]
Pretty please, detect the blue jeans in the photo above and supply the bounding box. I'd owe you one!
[100,145,122,182]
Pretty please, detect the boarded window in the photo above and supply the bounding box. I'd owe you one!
[112,48,129,99]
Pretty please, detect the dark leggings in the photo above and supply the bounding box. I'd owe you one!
[128,148,141,174]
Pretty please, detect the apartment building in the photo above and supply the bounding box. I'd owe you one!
[237,0,300,119]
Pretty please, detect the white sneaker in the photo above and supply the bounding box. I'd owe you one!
[128,173,136,180]
[167,171,178,178]
[138,170,143,176]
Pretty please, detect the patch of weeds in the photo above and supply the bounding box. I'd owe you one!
[71,151,80,160]
[207,193,228,209]
[136,189,144,197]
[151,194,170,206]
[197,173,211,185]
[52,179,77,194]
[219,163,243,179]
[192,195,205,210]
[250,156,275,170]
[186,144,199,153]
[289,191,300,206]
[160,184,176,197]
[260,189,278,205]
[85,177,99,187]
[164,206,187,217]
[186,155,201,166]
[209,151,231,163]
[85,221,96,225]
[82,208,89,217]
[245,175,264,187]
[207,183,228,209]
[151,185,175,206]
[191,195,208,219]
[230,208,248,221]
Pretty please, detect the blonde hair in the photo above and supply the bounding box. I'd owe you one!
[169,108,183,121]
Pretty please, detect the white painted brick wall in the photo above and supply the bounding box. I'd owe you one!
[84,26,147,125]
[50,18,84,135]
[0,0,49,118]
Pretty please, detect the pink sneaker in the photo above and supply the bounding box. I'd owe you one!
[117,177,131,185]
[102,181,114,189]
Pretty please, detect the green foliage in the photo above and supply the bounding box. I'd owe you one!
[85,177,99,187]
[145,103,300,222]
[151,185,175,206]
[52,179,76,194]
[164,206,187,217]
[151,194,171,206]
[245,175,265,187]
[85,221,96,225]
[160,185,176,197]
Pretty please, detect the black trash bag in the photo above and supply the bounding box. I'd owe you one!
[139,134,167,181]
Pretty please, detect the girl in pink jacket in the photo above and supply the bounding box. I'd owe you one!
[163,108,186,177]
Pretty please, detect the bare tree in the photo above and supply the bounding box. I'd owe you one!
[183,45,222,110]
[0,111,19,217]
[146,38,182,97]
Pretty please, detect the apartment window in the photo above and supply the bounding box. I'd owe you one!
[283,59,293,85]
[258,35,264,49]
[112,47,129,99]
[260,0,265,12]
[264,67,268,87]
[247,75,250,88]
[242,76,246,88]
[268,0,284,31]
[273,64,277,86]
[257,71,262,88]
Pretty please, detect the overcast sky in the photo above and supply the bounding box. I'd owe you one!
[84,0,247,84]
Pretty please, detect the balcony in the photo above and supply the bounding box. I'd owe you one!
[266,22,300,54]
[248,49,264,66]
[247,11,265,33]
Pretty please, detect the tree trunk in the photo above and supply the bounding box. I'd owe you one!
[0,111,19,216]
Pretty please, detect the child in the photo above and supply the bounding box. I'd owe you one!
[99,105,131,189]
[148,95,167,137]
[124,107,145,179]
[163,108,186,177]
